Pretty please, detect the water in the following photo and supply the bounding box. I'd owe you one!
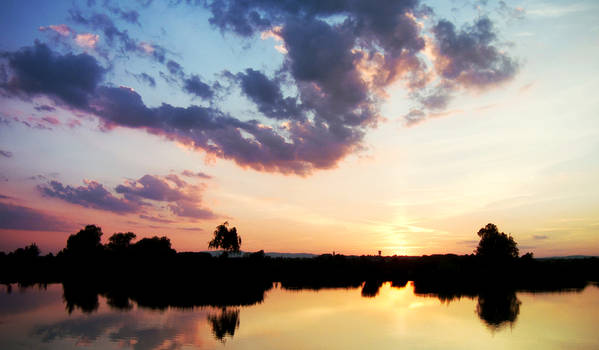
[1,282,597,349]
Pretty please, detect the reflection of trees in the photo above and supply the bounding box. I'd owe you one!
[62,282,99,314]
[207,308,240,341]
[476,290,521,330]
[361,280,383,297]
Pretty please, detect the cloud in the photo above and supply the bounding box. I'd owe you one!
[38,24,72,37]
[34,104,56,112]
[75,33,100,49]
[133,72,156,87]
[139,214,175,224]
[431,17,518,89]
[204,1,517,125]
[181,170,212,179]
[0,150,12,158]
[38,180,140,213]
[167,201,216,220]
[106,5,140,25]
[178,226,204,231]
[166,60,183,75]
[69,10,167,63]
[37,174,217,220]
[235,68,303,121]
[183,75,213,99]
[533,234,548,240]
[2,0,519,175]
[403,109,426,126]
[115,174,217,219]
[1,42,105,108]
[0,201,70,231]
[115,174,186,202]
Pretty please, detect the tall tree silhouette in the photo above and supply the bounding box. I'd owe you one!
[64,225,104,257]
[208,222,241,255]
[475,223,519,260]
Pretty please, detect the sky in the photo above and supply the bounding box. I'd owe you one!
[0,0,597,257]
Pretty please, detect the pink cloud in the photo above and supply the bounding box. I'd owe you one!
[75,33,99,49]
[39,24,72,37]
[42,116,60,125]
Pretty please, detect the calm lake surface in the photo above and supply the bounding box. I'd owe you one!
[1,282,597,350]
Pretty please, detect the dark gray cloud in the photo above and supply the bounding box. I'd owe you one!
[0,39,371,174]
[166,60,183,75]
[115,174,217,219]
[37,174,217,220]
[115,174,185,202]
[0,150,12,158]
[38,180,140,213]
[1,42,104,108]
[203,1,517,127]
[235,68,303,121]
[432,17,518,89]
[0,201,70,231]
[2,0,519,174]
[183,75,213,99]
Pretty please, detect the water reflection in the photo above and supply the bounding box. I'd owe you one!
[0,281,597,349]
[476,291,521,330]
[208,308,240,341]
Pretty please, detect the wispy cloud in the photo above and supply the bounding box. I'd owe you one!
[0,201,71,231]
[527,3,590,18]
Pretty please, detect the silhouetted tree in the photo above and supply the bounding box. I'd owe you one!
[475,223,519,260]
[64,225,104,257]
[107,232,136,251]
[208,308,240,341]
[208,222,241,255]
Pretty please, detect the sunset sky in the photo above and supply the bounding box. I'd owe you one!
[0,0,597,257]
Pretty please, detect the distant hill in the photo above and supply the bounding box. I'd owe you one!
[537,255,598,260]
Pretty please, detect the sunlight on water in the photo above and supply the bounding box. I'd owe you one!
[0,282,598,349]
